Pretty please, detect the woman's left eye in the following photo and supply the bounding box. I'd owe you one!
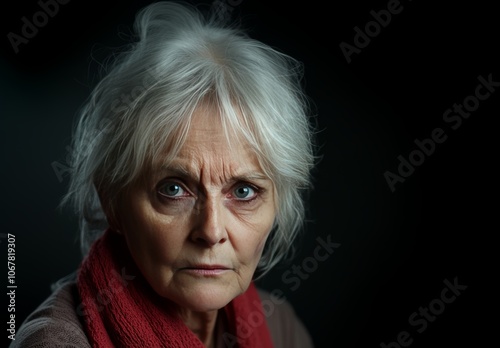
[232,185,257,200]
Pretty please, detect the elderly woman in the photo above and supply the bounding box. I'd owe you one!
[14,2,315,347]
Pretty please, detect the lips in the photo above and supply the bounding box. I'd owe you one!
[186,264,230,270]
[180,264,232,276]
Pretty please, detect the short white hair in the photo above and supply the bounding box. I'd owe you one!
[62,1,316,278]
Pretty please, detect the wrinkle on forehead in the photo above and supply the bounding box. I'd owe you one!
[145,101,266,188]
[173,130,262,187]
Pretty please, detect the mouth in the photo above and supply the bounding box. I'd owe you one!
[180,264,232,276]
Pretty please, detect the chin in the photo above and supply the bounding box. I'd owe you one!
[175,283,238,312]
[149,276,240,312]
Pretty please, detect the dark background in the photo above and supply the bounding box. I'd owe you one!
[1,0,498,347]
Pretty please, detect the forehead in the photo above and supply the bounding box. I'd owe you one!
[151,102,264,179]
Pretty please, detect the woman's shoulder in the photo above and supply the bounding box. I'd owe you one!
[11,281,314,348]
[257,288,315,348]
[10,279,90,348]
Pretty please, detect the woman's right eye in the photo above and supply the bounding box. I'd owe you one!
[158,182,187,198]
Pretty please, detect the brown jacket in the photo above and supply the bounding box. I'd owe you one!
[10,281,314,347]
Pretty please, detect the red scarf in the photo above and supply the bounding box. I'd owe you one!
[77,229,274,347]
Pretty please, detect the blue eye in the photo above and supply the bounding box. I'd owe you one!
[158,182,185,197]
[233,185,256,199]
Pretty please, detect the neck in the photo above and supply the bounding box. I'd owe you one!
[177,308,220,347]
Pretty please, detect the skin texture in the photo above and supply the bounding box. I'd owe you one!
[114,104,276,347]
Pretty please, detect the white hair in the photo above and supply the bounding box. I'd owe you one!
[62,1,316,278]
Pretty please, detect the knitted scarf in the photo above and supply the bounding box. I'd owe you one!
[77,229,274,347]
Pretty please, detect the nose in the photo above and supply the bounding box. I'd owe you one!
[190,197,228,246]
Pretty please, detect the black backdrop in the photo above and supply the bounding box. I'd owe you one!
[1,0,498,347]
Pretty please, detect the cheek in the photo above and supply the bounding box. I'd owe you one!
[121,212,191,297]
[120,201,185,269]
[144,219,178,259]
[231,214,274,267]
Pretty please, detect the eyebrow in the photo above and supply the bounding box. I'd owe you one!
[154,163,270,183]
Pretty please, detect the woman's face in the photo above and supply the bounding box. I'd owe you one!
[116,106,276,313]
